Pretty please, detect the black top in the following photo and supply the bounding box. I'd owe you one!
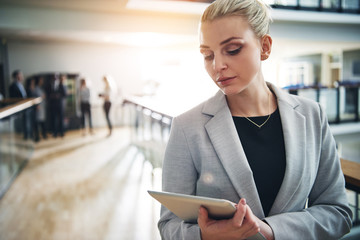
[232,108,286,216]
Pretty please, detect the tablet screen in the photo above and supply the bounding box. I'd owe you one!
[148,190,236,222]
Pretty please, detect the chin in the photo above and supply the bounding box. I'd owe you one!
[219,86,244,96]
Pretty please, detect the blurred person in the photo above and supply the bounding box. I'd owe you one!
[26,78,39,141]
[9,70,29,139]
[158,0,352,240]
[9,70,27,99]
[99,75,116,137]
[34,77,47,140]
[48,74,67,138]
[26,78,37,98]
[79,78,93,135]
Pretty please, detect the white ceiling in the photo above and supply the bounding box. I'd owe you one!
[0,0,359,47]
[0,0,210,14]
[0,0,208,46]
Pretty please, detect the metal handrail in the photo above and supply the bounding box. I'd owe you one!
[0,97,42,119]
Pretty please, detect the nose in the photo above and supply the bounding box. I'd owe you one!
[213,55,227,72]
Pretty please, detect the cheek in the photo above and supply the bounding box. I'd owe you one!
[237,50,261,73]
[249,48,262,68]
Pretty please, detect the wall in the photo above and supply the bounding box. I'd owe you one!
[6,39,218,126]
[8,41,143,99]
[2,3,360,127]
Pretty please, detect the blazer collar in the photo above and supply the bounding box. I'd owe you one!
[203,90,265,218]
[202,82,301,117]
[268,83,307,216]
[202,83,306,218]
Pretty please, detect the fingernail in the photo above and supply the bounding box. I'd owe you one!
[241,198,246,205]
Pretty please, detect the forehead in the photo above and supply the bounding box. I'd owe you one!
[199,16,253,45]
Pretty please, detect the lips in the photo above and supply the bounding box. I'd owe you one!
[217,76,235,86]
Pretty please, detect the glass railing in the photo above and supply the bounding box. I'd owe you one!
[285,84,360,124]
[122,98,172,170]
[0,98,41,198]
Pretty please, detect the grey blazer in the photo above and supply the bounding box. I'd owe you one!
[159,83,352,240]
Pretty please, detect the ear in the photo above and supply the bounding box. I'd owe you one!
[260,34,272,61]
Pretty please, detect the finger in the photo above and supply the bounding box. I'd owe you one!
[197,206,209,228]
[232,198,247,227]
[244,205,258,224]
[242,205,260,236]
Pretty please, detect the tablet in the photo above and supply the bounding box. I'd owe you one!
[148,190,267,240]
[148,190,237,223]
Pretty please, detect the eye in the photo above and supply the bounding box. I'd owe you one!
[227,47,242,56]
[204,54,214,61]
[200,50,214,61]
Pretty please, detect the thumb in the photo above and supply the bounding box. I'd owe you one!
[198,206,209,226]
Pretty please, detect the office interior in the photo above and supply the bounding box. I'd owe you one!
[0,0,360,239]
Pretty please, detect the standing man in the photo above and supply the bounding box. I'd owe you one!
[9,70,27,98]
[9,69,29,139]
[48,73,67,138]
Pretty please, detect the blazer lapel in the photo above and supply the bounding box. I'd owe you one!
[203,91,265,218]
[268,84,307,215]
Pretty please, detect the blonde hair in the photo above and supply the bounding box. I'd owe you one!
[103,75,117,94]
[201,0,272,38]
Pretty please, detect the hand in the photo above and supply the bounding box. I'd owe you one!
[198,198,260,240]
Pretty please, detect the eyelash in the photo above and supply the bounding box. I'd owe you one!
[227,47,242,56]
[204,54,214,61]
[202,46,242,61]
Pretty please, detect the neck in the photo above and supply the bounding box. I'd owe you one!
[227,81,275,117]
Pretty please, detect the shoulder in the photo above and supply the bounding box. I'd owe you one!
[270,83,321,117]
[286,93,320,112]
[173,91,223,126]
[269,83,327,133]
[173,100,209,130]
[9,82,17,88]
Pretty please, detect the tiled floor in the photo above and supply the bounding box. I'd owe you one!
[0,127,162,240]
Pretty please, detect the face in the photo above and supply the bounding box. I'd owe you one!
[200,16,270,96]
[17,72,24,82]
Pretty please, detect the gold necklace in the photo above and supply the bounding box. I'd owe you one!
[244,92,271,129]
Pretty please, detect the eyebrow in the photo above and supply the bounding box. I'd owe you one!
[200,37,243,49]
[220,37,242,45]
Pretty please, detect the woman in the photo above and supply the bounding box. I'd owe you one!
[158,0,352,239]
[99,75,114,136]
[26,78,39,141]
[35,77,47,140]
[80,78,93,135]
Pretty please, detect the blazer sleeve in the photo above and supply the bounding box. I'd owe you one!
[158,116,202,240]
[264,103,352,240]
